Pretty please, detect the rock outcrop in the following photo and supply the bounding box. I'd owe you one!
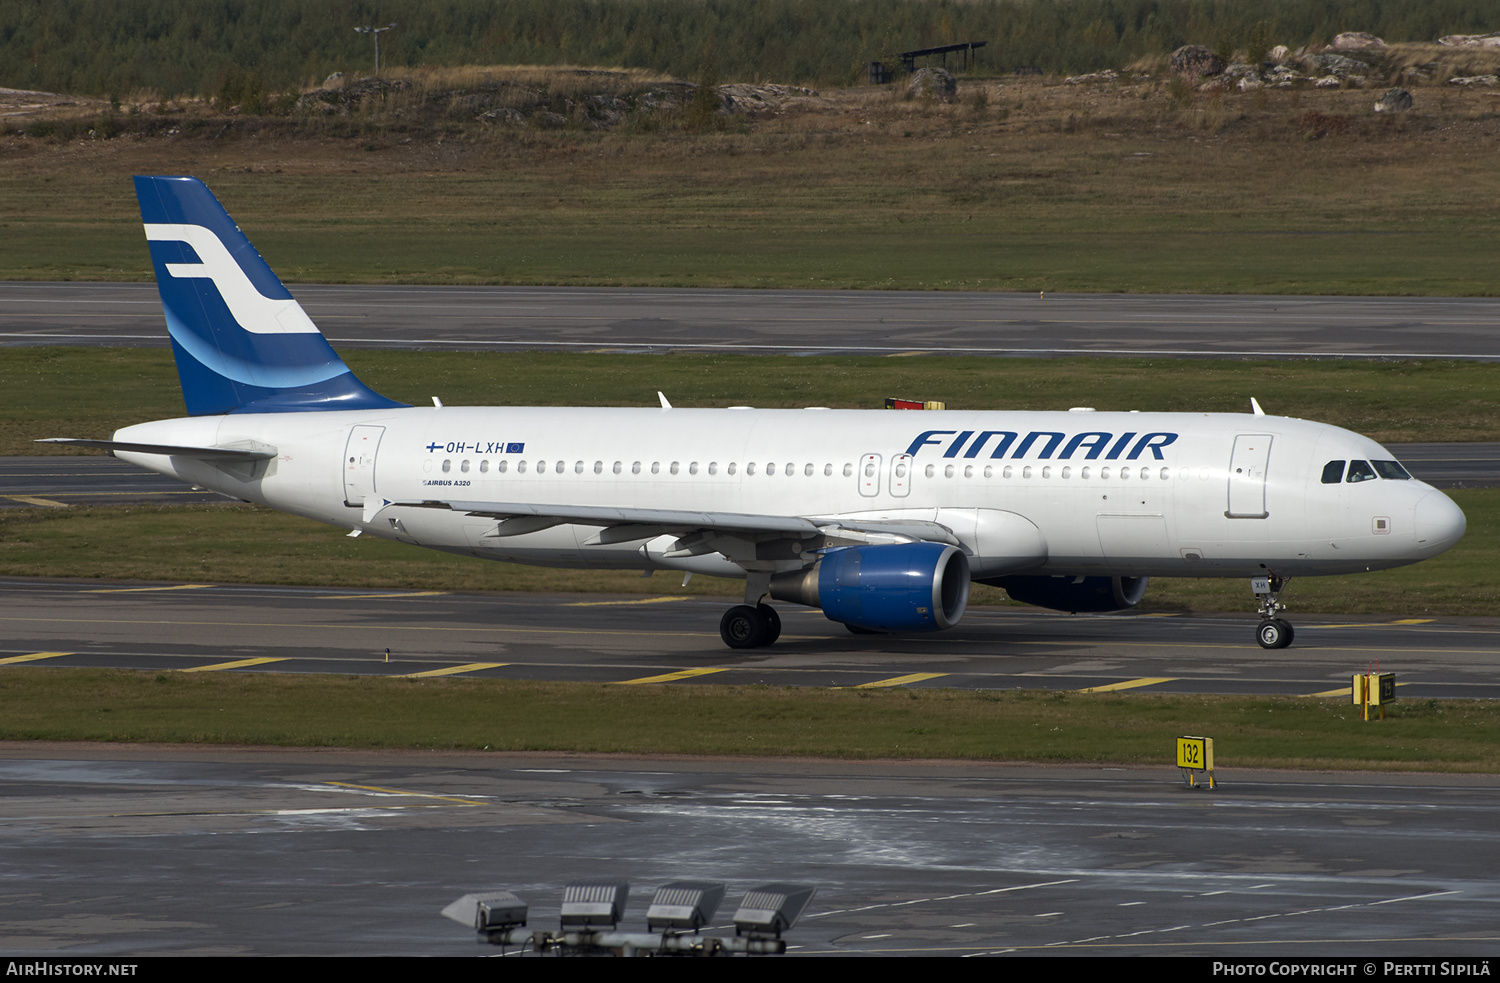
[905,68,957,102]
[1373,87,1412,112]
[1170,45,1224,78]
[1332,32,1386,50]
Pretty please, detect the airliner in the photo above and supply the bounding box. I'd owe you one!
[46,176,1467,650]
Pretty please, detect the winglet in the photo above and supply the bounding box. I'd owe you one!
[658,391,673,410]
[1250,397,1265,416]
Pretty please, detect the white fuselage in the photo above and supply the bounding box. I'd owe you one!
[112,406,1466,583]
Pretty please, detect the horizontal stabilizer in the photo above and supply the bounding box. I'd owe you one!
[37,438,278,461]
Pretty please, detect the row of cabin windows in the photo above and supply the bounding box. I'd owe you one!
[439,459,855,477]
[1321,459,1412,484]
[435,459,1188,481]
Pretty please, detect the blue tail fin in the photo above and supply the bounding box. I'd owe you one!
[134,175,405,416]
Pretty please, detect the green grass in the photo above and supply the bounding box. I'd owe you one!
[9,348,1500,457]
[0,488,1494,614]
[4,80,1500,294]
[2,668,1496,771]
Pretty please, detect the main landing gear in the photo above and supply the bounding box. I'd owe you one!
[720,603,782,649]
[1252,573,1295,649]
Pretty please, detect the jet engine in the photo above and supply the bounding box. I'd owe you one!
[979,574,1148,613]
[769,542,970,632]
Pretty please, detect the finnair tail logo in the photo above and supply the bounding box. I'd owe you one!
[143,223,320,335]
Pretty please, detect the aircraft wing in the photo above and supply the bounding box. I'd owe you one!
[392,499,962,550]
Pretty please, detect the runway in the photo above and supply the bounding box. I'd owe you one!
[1,745,1496,957]
[4,578,1497,699]
[3,282,1499,359]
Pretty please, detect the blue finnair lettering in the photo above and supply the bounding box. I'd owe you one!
[963,431,1017,459]
[904,430,955,456]
[908,429,1178,461]
[1127,432,1177,460]
[941,431,974,458]
[1012,431,1065,459]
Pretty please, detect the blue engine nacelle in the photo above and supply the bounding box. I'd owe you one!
[769,542,970,632]
[979,574,1148,613]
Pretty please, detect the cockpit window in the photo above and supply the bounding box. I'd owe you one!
[1372,460,1411,480]
[1346,460,1377,483]
[1321,460,1345,484]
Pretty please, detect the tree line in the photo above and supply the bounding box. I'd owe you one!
[0,0,1493,98]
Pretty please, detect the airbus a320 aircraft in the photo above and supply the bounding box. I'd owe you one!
[47,177,1467,650]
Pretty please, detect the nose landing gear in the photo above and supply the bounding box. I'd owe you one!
[1252,573,1294,649]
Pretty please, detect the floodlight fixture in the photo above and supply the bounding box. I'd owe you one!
[441,890,528,933]
[646,881,726,933]
[732,883,816,940]
[560,880,630,930]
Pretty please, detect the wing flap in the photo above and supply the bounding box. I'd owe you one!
[393,499,961,547]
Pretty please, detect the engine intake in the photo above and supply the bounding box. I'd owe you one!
[770,542,970,632]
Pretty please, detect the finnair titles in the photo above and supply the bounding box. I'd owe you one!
[45,176,1467,652]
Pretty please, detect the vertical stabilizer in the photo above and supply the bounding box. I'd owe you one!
[134,175,404,415]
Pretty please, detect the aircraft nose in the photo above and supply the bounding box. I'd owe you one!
[1413,490,1466,553]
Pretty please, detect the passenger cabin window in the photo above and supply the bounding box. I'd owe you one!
[1346,460,1377,483]
[1322,461,1345,484]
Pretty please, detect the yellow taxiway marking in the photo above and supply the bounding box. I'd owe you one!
[1320,619,1435,628]
[0,651,72,665]
[1076,677,1177,694]
[1304,681,1412,699]
[85,584,213,594]
[403,662,509,678]
[616,667,729,685]
[315,591,449,600]
[325,781,487,806]
[3,495,69,507]
[179,657,287,672]
[854,672,949,689]
[564,596,690,607]
[883,350,930,357]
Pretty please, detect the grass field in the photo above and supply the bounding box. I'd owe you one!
[3,74,1500,294]
[3,668,1497,772]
